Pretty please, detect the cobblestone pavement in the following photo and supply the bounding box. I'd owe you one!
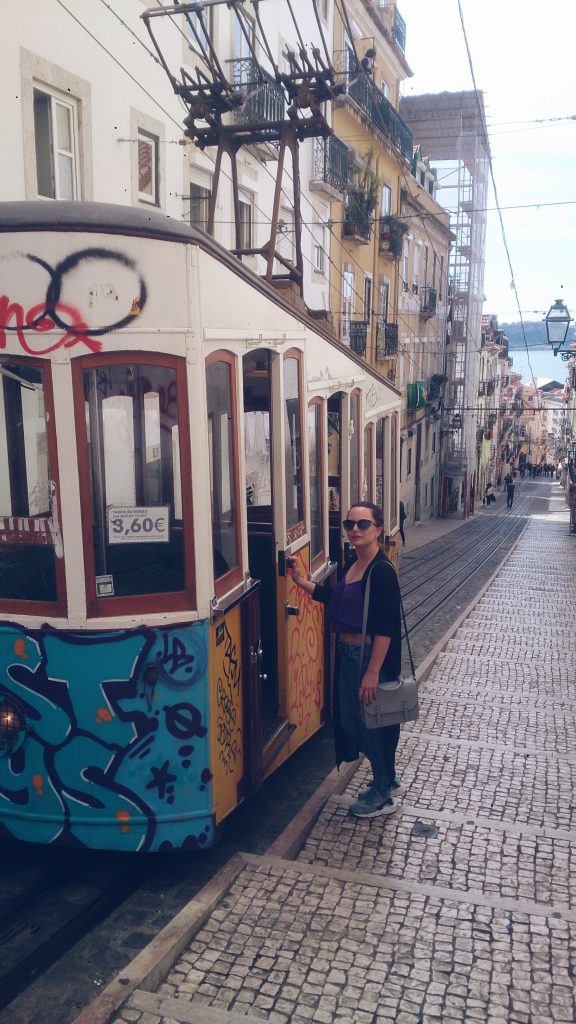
[111,513,576,1024]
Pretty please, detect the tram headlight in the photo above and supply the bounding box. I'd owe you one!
[0,698,26,754]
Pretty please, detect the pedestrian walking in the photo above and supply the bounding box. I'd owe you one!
[506,479,515,509]
[288,501,403,819]
[399,500,407,546]
[484,482,495,506]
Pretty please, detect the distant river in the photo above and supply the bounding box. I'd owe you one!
[508,346,569,385]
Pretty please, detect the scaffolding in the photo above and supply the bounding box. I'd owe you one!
[399,91,489,515]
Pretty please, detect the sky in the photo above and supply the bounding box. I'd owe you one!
[398,0,576,328]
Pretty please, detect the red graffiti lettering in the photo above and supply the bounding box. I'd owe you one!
[0,295,103,354]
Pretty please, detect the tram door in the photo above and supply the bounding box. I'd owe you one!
[327,392,344,564]
[243,350,283,751]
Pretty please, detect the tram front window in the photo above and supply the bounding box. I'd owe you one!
[283,356,304,533]
[83,362,187,600]
[0,360,58,603]
[206,357,240,589]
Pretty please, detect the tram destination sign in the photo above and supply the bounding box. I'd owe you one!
[107,506,169,544]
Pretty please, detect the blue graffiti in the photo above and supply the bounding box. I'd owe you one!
[0,621,214,852]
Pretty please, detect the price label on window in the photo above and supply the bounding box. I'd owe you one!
[107,506,169,544]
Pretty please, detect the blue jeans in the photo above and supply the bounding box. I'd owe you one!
[337,640,401,800]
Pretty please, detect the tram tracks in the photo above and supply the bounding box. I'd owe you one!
[0,853,166,1016]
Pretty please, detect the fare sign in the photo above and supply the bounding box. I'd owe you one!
[107,506,169,544]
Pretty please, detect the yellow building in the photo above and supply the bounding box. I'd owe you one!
[327,2,453,523]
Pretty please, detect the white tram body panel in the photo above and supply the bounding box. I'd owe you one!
[0,203,400,851]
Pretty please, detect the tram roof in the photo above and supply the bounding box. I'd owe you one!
[0,201,399,397]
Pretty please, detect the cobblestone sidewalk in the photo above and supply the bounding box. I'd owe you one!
[111,517,576,1024]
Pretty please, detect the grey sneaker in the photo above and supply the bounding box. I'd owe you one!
[349,794,398,819]
[358,780,405,801]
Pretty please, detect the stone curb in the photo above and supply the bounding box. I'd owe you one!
[70,853,247,1024]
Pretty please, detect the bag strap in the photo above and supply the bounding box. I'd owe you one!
[357,560,417,685]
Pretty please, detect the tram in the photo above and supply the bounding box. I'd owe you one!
[0,202,401,852]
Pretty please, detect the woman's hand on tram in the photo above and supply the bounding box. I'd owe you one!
[359,668,379,704]
[286,555,313,595]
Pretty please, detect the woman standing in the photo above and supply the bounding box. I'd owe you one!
[287,501,403,818]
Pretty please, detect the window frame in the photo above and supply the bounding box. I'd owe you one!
[72,352,195,617]
[33,85,79,201]
[349,388,362,505]
[308,397,325,571]
[137,128,159,206]
[363,422,374,502]
[206,351,243,598]
[283,348,306,546]
[0,356,67,616]
[238,195,253,250]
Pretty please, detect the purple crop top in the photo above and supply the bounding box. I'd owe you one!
[327,576,364,633]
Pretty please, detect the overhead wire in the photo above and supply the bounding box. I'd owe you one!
[457,0,542,407]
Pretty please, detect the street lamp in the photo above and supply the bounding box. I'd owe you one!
[544,298,573,358]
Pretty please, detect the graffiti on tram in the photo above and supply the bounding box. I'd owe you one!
[0,620,213,852]
[0,247,147,355]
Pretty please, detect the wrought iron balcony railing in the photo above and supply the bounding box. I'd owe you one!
[343,191,373,242]
[420,286,437,318]
[348,320,369,356]
[311,135,349,195]
[333,52,413,161]
[376,319,398,358]
[229,58,285,125]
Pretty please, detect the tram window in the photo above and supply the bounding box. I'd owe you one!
[82,362,190,602]
[375,418,384,509]
[327,395,341,511]
[206,357,240,587]
[350,390,361,504]
[283,355,304,534]
[363,423,373,500]
[308,400,324,565]
[0,361,60,604]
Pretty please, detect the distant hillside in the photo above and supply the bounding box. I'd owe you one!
[501,321,576,349]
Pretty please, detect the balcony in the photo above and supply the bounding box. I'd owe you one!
[310,135,349,199]
[343,191,373,243]
[376,319,398,359]
[379,215,408,259]
[348,320,369,356]
[229,58,285,125]
[333,53,413,161]
[420,286,438,320]
[407,381,426,411]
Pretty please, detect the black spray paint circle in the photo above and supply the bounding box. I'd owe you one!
[43,247,148,336]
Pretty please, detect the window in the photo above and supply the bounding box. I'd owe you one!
[186,8,213,55]
[312,224,326,273]
[350,391,361,504]
[402,240,409,292]
[137,129,159,205]
[439,256,444,301]
[0,360,64,609]
[76,357,193,613]
[33,87,77,199]
[381,184,392,216]
[284,353,305,539]
[423,245,429,290]
[432,251,437,288]
[378,279,389,323]
[413,242,420,295]
[341,266,354,339]
[239,196,252,249]
[364,276,372,322]
[189,181,211,232]
[206,355,241,593]
[407,447,413,475]
[308,400,324,566]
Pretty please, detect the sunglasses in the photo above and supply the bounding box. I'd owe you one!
[342,518,376,531]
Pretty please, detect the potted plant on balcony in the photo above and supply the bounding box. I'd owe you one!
[379,214,409,259]
[343,153,381,239]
